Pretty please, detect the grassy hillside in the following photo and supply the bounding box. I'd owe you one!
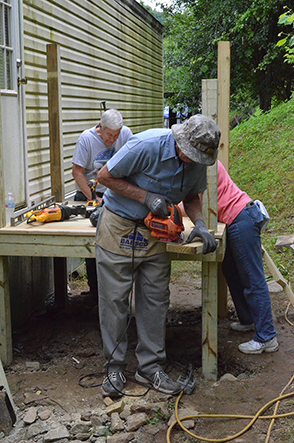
[229,97,294,283]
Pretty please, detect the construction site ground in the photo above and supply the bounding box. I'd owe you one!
[3,264,294,443]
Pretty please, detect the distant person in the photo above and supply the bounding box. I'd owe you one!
[176,103,182,124]
[72,109,133,301]
[182,104,189,120]
[164,106,170,128]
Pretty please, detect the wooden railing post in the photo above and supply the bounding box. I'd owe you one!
[47,44,67,308]
[216,41,231,318]
[217,41,230,172]
[47,43,64,202]
[201,79,219,379]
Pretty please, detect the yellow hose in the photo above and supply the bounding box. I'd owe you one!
[285,301,294,326]
[264,373,294,443]
[166,390,294,443]
[167,304,294,443]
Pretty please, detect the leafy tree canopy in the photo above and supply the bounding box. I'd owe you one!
[153,0,294,113]
[138,1,164,22]
[277,7,294,64]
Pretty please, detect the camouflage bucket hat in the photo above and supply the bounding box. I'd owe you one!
[171,114,221,166]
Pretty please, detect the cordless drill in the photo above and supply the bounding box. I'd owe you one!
[88,179,98,201]
[86,179,103,209]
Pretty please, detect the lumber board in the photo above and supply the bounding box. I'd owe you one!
[262,245,294,307]
[47,43,64,202]
[0,217,95,236]
[202,261,218,380]
[218,262,228,318]
[166,221,225,253]
[217,41,230,170]
[166,241,204,255]
[0,217,225,247]
[275,235,294,253]
[0,233,95,258]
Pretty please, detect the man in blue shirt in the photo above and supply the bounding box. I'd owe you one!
[96,114,221,397]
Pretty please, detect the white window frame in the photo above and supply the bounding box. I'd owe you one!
[0,0,16,92]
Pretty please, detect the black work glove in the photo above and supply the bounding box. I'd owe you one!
[89,202,104,227]
[186,219,218,254]
[144,192,172,218]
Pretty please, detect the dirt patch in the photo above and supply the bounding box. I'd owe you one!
[3,275,294,442]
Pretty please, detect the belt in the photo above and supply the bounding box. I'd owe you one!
[105,206,146,226]
[135,219,146,227]
[246,200,254,207]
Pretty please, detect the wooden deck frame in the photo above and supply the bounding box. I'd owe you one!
[0,218,226,380]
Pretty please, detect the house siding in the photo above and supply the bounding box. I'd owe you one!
[23,0,163,202]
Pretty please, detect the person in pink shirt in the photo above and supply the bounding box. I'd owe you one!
[217,160,278,353]
[180,160,278,354]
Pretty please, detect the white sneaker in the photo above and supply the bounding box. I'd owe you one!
[230,322,254,332]
[238,336,279,354]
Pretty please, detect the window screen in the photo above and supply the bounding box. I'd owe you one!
[0,0,13,90]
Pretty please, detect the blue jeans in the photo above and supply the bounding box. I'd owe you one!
[222,204,276,343]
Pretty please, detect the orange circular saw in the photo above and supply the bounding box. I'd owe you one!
[144,204,184,243]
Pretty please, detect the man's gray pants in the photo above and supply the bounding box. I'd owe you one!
[96,245,171,375]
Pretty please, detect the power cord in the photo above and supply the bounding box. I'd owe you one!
[79,371,104,388]
[167,374,294,443]
[79,222,141,394]
[101,221,152,397]
[79,222,195,397]
[103,220,198,397]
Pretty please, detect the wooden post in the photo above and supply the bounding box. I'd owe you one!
[202,261,218,380]
[53,258,68,309]
[201,79,218,232]
[202,82,227,316]
[217,41,230,317]
[47,43,64,202]
[202,79,218,123]
[47,44,67,307]
[217,262,228,317]
[201,80,218,379]
[217,41,230,172]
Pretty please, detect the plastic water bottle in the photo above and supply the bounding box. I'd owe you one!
[5,192,15,225]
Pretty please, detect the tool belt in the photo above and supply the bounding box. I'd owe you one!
[95,207,166,257]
